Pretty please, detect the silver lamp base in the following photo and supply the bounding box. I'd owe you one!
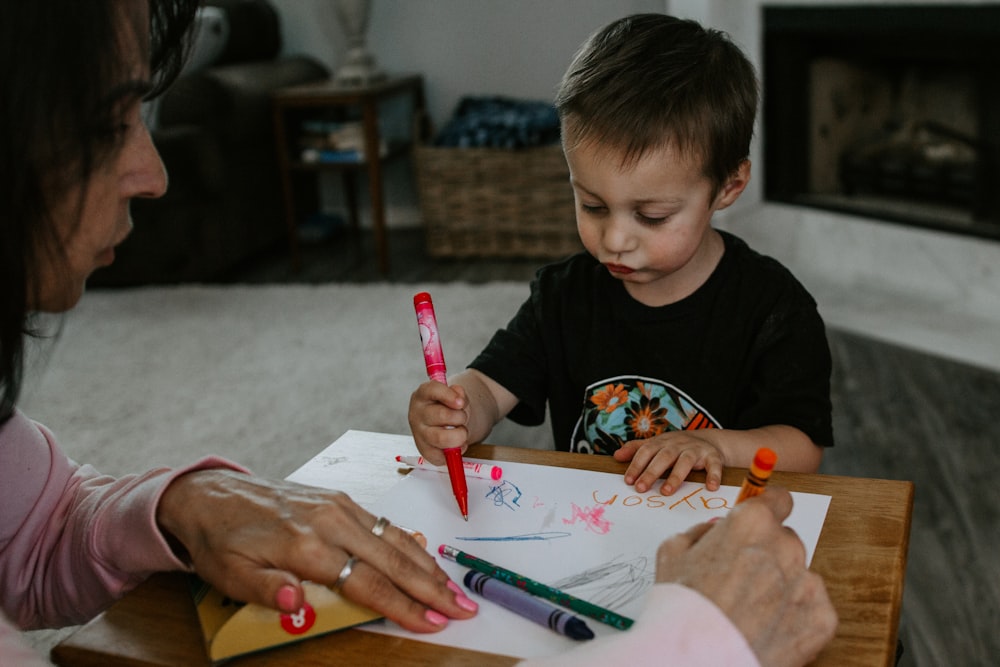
[334,48,386,86]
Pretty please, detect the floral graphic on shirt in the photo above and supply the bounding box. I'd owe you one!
[570,376,719,455]
[625,391,669,439]
[590,383,629,413]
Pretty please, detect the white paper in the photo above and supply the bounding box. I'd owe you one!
[304,435,833,660]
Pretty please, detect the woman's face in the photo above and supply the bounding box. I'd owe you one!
[31,1,167,313]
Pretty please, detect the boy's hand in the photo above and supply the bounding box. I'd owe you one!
[613,431,724,495]
[407,381,471,465]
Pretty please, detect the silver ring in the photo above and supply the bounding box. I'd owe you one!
[333,556,357,592]
[371,516,390,537]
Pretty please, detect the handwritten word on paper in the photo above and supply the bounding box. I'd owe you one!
[592,486,731,511]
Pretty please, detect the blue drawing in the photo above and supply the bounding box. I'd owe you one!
[455,531,572,542]
[485,480,522,511]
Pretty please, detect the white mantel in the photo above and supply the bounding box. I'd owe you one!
[670,0,1000,371]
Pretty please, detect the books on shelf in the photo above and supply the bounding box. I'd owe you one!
[298,120,387,164]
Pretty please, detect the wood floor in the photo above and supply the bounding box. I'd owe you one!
[229,227,1000,666]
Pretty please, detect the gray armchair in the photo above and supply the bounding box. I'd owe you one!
[91,0,329,286]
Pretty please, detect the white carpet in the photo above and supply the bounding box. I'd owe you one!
[20,283,550,481]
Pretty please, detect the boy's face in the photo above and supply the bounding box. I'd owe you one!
[565,137,749,307]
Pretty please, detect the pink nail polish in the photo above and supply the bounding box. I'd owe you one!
[276,584,299,612]
[425,609,449,626]
[445,580,479,611]
[455,592,479,612]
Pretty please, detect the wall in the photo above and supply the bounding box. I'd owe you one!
[273,0,664,129]
[271,0,662,226]
[273,0,1000,370]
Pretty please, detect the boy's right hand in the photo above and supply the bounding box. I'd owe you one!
[408,381,471,464]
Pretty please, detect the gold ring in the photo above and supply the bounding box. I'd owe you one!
[333,556,357,592]
[371,516,390,537]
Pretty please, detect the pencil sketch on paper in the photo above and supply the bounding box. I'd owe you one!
[550,555,654,609]
[316,455,349,468]
[485,480,522,510]
[454,531,572,542]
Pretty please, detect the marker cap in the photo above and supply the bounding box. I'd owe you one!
[750,447,778,478]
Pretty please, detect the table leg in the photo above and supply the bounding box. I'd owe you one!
[272,103,301,273]
[362,99,389,274]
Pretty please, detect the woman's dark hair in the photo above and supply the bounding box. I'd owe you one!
[0,0,199,422]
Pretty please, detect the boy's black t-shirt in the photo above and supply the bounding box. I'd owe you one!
[469,230,834,453]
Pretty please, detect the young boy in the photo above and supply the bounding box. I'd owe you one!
[409,13,833,496]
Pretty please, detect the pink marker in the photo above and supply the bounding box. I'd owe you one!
[396,455,503,481]
[414,292,447,383]
[413,292,469,521]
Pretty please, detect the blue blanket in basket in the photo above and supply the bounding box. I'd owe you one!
[434,96,560,149]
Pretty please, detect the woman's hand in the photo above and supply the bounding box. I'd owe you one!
[655,488,837,667]
[156,470,478,632]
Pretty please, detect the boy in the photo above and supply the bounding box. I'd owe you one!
[409,14,833,496]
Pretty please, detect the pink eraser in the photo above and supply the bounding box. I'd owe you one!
[437,544,446,556]
[491,466,503,481]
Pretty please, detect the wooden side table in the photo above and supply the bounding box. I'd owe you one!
[271,74,426,274]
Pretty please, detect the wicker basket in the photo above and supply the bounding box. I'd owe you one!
[415,143,582,258]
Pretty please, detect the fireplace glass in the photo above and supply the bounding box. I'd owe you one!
[763,5,1000,240]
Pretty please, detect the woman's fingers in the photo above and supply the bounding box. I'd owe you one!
[165,471,477,632]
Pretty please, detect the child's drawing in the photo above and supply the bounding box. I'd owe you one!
[485,479,522,510]
[456,531,571,542]
[561,502,612,534]
[550,555,654,609]
[363,454,830,659]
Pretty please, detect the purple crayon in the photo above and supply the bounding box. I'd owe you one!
[440,544,633,630]
[463,570,594,641]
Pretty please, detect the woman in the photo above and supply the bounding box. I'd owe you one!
[0,3,834,665]
[0,2,478,664]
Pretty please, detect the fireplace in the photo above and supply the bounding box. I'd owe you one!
[763,4,1000,240]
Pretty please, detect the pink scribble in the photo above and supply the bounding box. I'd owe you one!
[562,502,612,534]
[532,497,545,509]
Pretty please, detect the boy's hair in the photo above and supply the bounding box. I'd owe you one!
[555,13,759,195]
[0,0,199,422]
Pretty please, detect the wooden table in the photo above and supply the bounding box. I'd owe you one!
[271,75,426,275]
[52,440,913,667]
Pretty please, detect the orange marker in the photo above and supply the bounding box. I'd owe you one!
[735,447,777,504]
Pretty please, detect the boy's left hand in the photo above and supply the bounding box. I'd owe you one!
[613,432,724,495]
